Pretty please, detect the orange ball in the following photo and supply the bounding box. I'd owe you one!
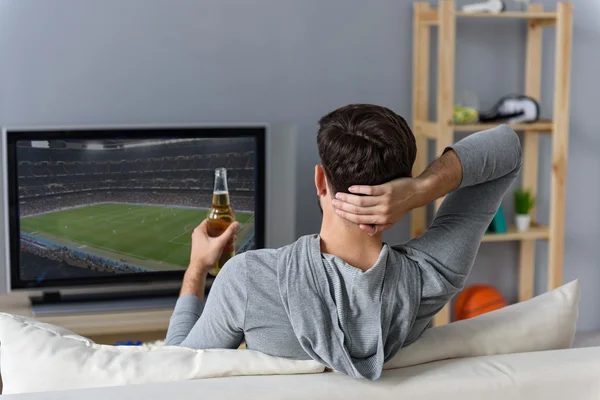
[454,285,507,321]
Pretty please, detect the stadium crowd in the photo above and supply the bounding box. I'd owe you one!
[18,139,255,215]
[18,138,256,163]
[19,252,115,280]
[19,168,255,197]
[21,235,144,275]
[22,155,253,178]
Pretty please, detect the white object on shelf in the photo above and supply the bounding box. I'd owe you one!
[515,214,531,232]
[462,0,505,13]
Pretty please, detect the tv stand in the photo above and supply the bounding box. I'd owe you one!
[0,286,215,346]
[29,286,204,316]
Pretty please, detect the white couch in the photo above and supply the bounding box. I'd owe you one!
[4,346,600,400]
[2,281,596,398]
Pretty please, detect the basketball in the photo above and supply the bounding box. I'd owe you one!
[454,285,507,321]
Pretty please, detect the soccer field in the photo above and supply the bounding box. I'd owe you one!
[20,203,254,271]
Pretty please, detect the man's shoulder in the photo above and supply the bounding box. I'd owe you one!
[240,235,316,268]
[241,247,278,263]
[242,243,291,264]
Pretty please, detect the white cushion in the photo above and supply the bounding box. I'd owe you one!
[0,314,324,394]
[0,280,579,394]
[385,279,580,369]
[11,347,600,400]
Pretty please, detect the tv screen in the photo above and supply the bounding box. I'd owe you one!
[5,127,265,289]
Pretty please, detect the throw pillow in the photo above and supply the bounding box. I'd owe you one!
[384,280,580,369]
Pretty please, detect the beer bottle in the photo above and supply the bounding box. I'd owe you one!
[206,168,236,276]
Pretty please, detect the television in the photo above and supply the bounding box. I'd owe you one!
[0,125,295,313]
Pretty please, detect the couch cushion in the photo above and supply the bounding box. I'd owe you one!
[0,313,324,394]
[385,279,580,369]
[4,347,600,400]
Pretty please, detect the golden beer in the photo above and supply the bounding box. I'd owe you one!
[206,168,235,276]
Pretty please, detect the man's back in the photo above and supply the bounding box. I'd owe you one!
[167,236,424,369]
[166,115,522,380]
[165,247,304,358]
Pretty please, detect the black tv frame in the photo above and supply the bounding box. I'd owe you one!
[6,126,266,291]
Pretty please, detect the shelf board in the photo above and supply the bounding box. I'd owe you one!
[414,120,554,137]
[418,10,557,26]
[453,120,553,133]
[482,224,549,242]
[455,11,556,20]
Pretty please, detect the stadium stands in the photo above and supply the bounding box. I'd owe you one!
[17,140,256,216]
[21,235,145,277]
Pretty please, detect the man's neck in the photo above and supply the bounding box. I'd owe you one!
[319,216,383,272]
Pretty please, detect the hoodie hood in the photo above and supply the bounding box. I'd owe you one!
[276,234,421,380]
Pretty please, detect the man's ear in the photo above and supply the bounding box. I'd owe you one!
[314,165,328,196]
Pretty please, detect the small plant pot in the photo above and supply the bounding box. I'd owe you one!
[515,214,531,232]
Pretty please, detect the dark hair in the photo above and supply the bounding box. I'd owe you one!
[317,104,416,194]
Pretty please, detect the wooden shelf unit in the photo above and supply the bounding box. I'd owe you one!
[411,1,572,326]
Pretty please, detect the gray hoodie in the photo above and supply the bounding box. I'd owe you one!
[166,125,523,380]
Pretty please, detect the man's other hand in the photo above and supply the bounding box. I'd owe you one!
[331,150,463,236]
[189,219,240,273]
[331,178,423,236]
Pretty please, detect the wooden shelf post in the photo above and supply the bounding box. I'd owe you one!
[410,2,431,239]
[548,2,573,291]
[431,0,456,327]
[518,3,544,303]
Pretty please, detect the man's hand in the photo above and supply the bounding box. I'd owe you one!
[189,219,239,273]
[332,178,424,236]
[181,219,239,299]
[332,149,463,236]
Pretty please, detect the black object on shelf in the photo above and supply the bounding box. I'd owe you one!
[478,95,540,124]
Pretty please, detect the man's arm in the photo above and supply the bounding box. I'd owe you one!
[165,269,207,346]
[332,125,522,331]
[166,254,246,348]
[165,219,245,349]
[400,125,522,338]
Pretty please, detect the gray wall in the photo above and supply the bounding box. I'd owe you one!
[0,0,598,330]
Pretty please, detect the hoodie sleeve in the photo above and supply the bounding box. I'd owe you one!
[398,125,522,338]
[165,253,247,349]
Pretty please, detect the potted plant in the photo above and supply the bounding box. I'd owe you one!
[514,189,535,232]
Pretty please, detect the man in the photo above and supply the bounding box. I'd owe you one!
[166,104,522,380]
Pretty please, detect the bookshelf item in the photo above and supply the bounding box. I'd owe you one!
[490,206,508,234]
[461,0,505,14]
[411,1,572,326]
[514,188,536,231]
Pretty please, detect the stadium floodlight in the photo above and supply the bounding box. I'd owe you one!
[122,138,202,149]
[31,141,49,148]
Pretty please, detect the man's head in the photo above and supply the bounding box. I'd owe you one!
[315,104,416,208]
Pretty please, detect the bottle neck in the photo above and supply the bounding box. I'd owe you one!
[213,168,229,193]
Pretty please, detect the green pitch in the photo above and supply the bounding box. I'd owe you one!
[20,204,254,271]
